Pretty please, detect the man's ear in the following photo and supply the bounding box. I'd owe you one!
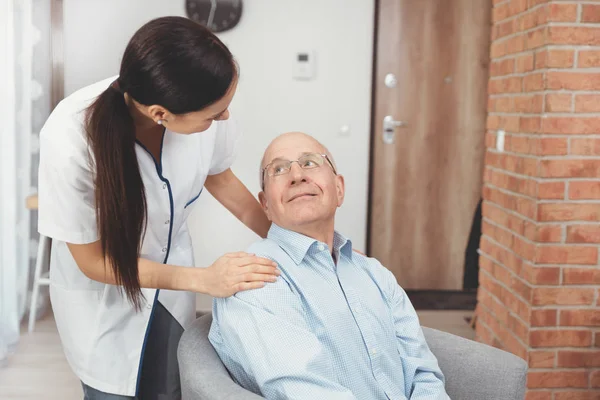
[335,174,345,207]
[258,191,271,219]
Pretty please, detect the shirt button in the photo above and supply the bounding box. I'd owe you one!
[317,244,325,251]
[161,247,167,253]
[371,348,377,355]
[146,303,152,310]
[162,183,167,189]
[165,219,170,225]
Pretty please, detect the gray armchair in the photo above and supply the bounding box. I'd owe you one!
[178,313,527,400]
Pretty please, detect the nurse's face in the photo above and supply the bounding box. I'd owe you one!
[150,78,238,135]
[258,133,345,231]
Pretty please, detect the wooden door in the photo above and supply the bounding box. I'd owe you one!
[369,0,491,290]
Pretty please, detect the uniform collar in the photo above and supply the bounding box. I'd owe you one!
[267,223,353,265]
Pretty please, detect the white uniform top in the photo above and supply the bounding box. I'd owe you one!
[37,76,240,396]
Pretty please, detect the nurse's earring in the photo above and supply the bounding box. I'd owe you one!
[157,119,163,125]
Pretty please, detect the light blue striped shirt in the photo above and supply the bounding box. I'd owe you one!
[209,224,449,400]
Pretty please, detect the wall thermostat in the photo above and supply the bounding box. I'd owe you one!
[293,51,315,80]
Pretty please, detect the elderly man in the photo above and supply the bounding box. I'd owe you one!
[209,132,449,400]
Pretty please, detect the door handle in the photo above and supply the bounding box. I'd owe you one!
[383,115,407,129]
[383,115,407,144]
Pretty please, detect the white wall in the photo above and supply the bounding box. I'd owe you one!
[63,0,375,311]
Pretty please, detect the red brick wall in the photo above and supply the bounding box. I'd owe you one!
[478,1,600,398]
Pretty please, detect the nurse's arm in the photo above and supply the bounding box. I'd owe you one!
[204,168,271,238]
[66,241,279,297]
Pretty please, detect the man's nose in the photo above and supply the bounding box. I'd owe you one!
[289,162,307,185]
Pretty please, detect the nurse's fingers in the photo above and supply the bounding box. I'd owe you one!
[234,281,267,292]
[237,264,280,277]
[240,273,278,283]
[233,256,278,269]
[226,252,277,266]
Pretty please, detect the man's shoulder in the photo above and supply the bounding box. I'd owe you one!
[344,249,383,271]
[246,237,278,257]
[246,238,294,269]
[346,251,402,289]
[213,239,296,307]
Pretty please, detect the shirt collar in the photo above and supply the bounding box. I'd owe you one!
[267,223,353,265]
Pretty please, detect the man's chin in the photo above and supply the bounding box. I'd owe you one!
[274,207,336,230]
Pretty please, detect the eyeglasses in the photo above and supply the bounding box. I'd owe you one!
[261,152,337,190]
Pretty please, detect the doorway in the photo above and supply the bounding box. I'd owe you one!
[368,0,491,301]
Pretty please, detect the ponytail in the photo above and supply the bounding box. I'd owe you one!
[81,16,236,309]
[85,84,147,309]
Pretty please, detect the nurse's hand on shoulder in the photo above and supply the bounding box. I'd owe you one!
[67,241,279,298]
[200,252,281,298]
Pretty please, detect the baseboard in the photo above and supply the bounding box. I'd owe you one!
[405,290,477,311]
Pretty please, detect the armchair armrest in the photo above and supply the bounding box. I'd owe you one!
[422,326,527,400]
[178,314,263,400]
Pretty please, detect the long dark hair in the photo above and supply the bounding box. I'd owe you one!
[84,16,237,309]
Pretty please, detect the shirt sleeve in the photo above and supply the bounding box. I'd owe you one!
[374,261,450,400]
[209,273,358,400]
[37,120,99,244]
[208,115,241,175]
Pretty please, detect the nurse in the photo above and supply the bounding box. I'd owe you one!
[37,16,279,399]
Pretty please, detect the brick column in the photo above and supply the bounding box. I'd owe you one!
[478,1,600,399]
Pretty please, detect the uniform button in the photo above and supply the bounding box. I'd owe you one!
[146,303,152,310]
[371,348,377,355]
[165,219,170,225]
[162,183,167,189]
[161,247,167,253]
[317,244,325,251]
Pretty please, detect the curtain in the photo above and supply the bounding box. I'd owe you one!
[0,0,21,367]
[0,0,52,367]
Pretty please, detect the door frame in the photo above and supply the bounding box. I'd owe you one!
[365,0,381,258]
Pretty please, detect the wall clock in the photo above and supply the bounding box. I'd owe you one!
[185,0,243,33]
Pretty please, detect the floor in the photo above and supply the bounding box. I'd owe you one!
[0,310,475,400]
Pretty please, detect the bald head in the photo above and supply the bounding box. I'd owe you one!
[257,131,345,235]
[260,132,336,188]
